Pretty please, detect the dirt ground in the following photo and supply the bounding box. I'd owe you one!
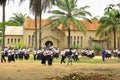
[0,59,120,80]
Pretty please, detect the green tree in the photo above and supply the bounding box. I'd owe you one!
[96,4,120,49]
[8,13,30,26]
[91,16,99,20]
[45,0,91,48]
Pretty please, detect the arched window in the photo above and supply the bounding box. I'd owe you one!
[32,35,34,47]
[77,36,79,44]
[28,35,31,46]
[74,36,76,45]
[70,36,72,46]
[11,38,13,43]
[8,38,10,43]
[81,36,83,48]
[18,39,20,43]
[15,39,17,43]
[89,36,92,47]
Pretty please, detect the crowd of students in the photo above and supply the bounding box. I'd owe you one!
[1,46,120,64]
[33,46,59,65]
[0,46,80,65]
[1,46,30,62]
[81,48,95,58]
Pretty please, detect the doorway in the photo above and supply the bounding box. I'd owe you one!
[45,41,53,47]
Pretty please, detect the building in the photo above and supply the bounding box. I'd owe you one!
[5,26,23,47]
[5,18,120,50]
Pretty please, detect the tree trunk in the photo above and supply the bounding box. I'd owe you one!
[2,2,5,49]
[39,0,42,49]
[113,26,116,50]
[68,28,71,48]
[34,13,37,50]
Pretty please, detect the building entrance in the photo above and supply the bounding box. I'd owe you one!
[45,41,53,47]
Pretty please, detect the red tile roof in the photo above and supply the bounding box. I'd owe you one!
[24,18,99,31]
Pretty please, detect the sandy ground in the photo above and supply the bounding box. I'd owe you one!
[0,58,120,80]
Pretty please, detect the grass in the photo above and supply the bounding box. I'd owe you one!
[16,54,120,64]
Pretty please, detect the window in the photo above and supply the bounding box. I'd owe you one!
[74,36,76,45]
[32,35,34,47]
[89,36,92,47]
[81,36,83,48]
[77,36,79,44]
[15,39,17,43]
[11,38,13,43]
[70,36,72,46]
[28,35,31,46]
[8,39,10,43]
[18,39,20,43]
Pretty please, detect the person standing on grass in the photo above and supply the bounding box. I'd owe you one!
[47,48,53,66]
[33,49,37,60]
[1,49,6,63]
[67,48,73,65]
[60,49,66,64]
[41,48,47,65]
[102,48,106,61]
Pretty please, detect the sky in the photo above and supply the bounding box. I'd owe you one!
[0,0,119,22]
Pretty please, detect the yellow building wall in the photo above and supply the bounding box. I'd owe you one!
[5,35,23,47]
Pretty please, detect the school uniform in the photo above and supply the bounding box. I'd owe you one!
[41,49,47,65]
[117,51,120,58]
[1,51,6,62]
[60,50,66,64]
[11,49,15,62]
[67,49,73,65]
[8,49,12,62]
[75,50,79,61]
[33,50,37,60]
[24,49,30,60]
[47,50,53,65]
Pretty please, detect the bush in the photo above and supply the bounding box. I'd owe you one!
[71,45,81,49]
[13,42,26,50]
[93,44,102,54]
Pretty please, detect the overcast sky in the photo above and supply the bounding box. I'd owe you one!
[0,0,119,22]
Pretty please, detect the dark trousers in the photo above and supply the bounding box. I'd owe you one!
[102,57,105,61]
[75,55,79,61]
[11,54,15,62]
[41,55,47,65]
[47,55,52,65]
[1,55,6,62]
[33,54,37,60]
[60,55,65,64]
[8,55,11,62]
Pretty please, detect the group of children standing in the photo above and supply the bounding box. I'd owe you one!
[1,46,30,63]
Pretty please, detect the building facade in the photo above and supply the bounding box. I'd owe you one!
[5,18,120,50]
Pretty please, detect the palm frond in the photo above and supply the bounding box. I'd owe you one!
[71,18,86,35]
[48,10,66,15]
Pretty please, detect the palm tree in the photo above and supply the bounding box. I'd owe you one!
[20,0,56,49]
[9,13,30,26]
[0,24,2,46]
[20,0,56,48]
[29,0,56,49]
[96,4,120,49]
[45,0,91,48]
[0,0,8,49]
